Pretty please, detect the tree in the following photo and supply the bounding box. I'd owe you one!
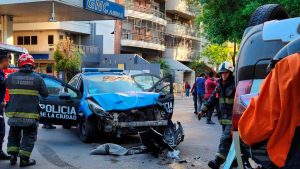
[195,0,300,65]
[54,37,81,81]
[152,59,171,76]
[201,43,235,66]
[188,60,208,76]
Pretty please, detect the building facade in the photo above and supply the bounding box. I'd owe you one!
[118,0,209,84]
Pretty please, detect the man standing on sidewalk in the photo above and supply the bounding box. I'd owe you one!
[196,73,206,113]
[204,72,217,124]
[0,54,10,160]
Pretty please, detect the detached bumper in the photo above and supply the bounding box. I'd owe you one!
[115,120,168,128]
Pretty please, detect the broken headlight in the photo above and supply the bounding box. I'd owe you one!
[87,99,113,119]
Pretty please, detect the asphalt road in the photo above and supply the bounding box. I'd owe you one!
[0,97,221,169]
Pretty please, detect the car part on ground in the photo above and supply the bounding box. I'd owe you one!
[248,4,288,27]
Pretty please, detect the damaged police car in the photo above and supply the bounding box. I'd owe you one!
[39,69,176,143]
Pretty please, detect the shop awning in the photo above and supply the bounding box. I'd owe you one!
[0,0,125,23]
[164,59,193,72]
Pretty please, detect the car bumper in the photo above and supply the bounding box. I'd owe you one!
[114,120,168,128]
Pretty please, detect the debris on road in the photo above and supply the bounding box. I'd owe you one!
[167,150,180,160]
[90,120,185,162]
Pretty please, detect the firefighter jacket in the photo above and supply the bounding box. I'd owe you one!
[201,76,235,125]
[5,67,48,127]
[239,53,300,168]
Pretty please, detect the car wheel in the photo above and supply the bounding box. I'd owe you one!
[79,117,97,143]
[249,4,288,27]
[62,124,72,129]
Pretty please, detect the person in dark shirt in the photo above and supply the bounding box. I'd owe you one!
[0,54,10,160]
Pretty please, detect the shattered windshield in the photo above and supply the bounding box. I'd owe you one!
[86,75,143,94]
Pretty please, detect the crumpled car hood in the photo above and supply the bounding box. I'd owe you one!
[90,92,160,111]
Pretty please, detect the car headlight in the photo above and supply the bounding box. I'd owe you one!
[87,99,113,119]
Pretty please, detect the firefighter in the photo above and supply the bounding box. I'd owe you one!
[239,53,300,168]
[0,54,10,160]
[199,61,235,169]
[6,54,48,167]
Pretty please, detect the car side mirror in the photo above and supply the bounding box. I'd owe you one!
[59,93,71,100]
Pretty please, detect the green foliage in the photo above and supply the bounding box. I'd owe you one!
[201,43,235,66]
[54,38,81,81]
[152,59,171,76]
[197,0,300,44]
[188,61,208,76]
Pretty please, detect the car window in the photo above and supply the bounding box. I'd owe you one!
[133,75,160,90]
[69,75,79,88]
[86,75,142,94]
[44,77,78,98]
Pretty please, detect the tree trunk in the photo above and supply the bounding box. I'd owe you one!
[232,42,237,67]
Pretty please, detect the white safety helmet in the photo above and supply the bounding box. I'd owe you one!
[218,61,234,73]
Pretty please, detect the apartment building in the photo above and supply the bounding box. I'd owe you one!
[119,0,208,84]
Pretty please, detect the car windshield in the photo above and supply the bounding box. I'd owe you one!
[86,75,143,94]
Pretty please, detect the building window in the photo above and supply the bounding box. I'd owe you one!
[24,36,30,45]
[17,36,23,45]
[31,36,38,45]
[59,35,64,40]
[48,35,54,45]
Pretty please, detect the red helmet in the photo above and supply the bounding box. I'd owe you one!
[18,54,35,68]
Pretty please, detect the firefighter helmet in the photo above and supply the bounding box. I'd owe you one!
[18,54,35,68]
[218,61,234,73]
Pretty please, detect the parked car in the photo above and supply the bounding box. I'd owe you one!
[231,4,300,168]
[39,68,175,142]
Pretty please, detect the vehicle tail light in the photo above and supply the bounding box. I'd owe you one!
[232,80,253,131]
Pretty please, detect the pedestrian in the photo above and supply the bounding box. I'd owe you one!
[0,54,10,160]
[190,82,197,114]
[199,61,235,169]
[196,73,206,112]
[204,72,217,124]
[184,81,190,97]
[239,53,300,169]
[42,65,56,129]
[6,54,48,167]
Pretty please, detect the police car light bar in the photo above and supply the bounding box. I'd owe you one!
[82,68,123,73]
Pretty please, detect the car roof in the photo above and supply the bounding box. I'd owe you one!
[81,72,126,78]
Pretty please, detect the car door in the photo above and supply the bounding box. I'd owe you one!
[39,75,81,126]
[131,74,174,119]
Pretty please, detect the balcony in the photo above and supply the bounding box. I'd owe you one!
[165,0,198,19]
[14,22,91,34]
[166,22,200,40]
[123,2,167,26]
[163,46,199,61]
[121,32,165,51]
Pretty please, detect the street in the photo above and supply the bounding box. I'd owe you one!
[0,97,221,169]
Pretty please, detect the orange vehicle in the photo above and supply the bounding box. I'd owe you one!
[0,43,28,102]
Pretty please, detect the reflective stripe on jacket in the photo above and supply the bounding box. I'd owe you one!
[201,76,235,125]
[5,70,48,123]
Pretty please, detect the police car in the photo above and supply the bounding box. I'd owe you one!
[39,68,174,142]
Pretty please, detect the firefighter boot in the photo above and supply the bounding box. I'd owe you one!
[20,158,36,167]
[208,156,224,169]
[10,154,17,165]
[0,150,10,160]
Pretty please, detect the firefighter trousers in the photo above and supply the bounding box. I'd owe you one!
[216,124,232,160]
[7,125,37,159]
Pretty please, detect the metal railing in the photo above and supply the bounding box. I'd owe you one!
[123,2,166,19]
[73,45,102,55]
[121,32,165,45]
[167,21,200,37]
